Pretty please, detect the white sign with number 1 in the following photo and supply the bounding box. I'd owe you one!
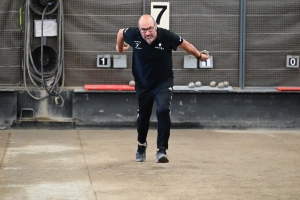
[151,2,170,30]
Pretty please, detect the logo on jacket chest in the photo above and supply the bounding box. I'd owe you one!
[134,41,142,49]
[155,43,164,50]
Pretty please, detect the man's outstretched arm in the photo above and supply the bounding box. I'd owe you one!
[178,40,209,62]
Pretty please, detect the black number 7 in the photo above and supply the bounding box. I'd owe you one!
[153,5,167,25]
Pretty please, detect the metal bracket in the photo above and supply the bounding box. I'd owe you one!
[20,108,36,121]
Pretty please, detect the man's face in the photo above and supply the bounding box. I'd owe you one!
[139,23,157,43]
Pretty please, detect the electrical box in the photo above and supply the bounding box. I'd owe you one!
[286,55,299,68]
[113,55,127,68]
[183,55,197,68]
[97,55,111,68]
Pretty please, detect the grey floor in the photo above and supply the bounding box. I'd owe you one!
[0,129,299,200]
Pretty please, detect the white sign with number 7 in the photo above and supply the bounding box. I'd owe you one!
[151,2,170,30]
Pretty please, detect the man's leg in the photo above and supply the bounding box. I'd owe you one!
[135,90,154,162]
[136,90,154,144]
[155,87,173,150]
[154,87,172,163]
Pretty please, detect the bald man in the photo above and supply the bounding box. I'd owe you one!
[116,14,209,163]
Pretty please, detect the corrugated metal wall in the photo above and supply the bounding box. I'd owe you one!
[0,0,299,88]
[0,1,23,86]
[245,0,300,86]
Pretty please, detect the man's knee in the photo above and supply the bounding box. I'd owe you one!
[157,106,170,116]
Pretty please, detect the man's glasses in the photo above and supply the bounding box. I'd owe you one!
[139,25,155,33]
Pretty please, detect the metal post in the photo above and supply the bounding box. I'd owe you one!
[239,0,246,89]
[143,0,146,14]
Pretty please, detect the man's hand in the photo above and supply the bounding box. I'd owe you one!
[200,50,209,55]
[123,42,130,51]
[199,50,210,62]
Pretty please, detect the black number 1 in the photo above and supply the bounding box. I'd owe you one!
[153,5,167,25]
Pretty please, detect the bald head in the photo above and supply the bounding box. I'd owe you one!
[138,14,156,27]
[138,14,158,44]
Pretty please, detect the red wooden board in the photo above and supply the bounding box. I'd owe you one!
[276,87,300,91]
[84,84,135,91]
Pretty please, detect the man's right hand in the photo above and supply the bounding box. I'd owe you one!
[123,43,130,51]
[199,50,210,61]
[200,53,210,62]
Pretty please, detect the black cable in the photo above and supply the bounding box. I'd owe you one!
[41,2,57,97]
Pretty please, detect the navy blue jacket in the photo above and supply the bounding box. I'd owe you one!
[123,27,183,89]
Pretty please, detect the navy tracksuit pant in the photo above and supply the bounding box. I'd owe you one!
[136,84,173,149]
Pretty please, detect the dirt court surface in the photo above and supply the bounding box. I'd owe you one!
[0,129,299,200]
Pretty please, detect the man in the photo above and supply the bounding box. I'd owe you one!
[116,14,209,163]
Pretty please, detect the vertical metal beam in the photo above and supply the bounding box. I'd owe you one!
[143,0,146,14]
[239,0,246,89]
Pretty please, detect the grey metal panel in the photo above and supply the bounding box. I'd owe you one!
[0,0,299,88]
[246,1,299,15]
[174,69,239,86]
[246,34,300,51]
[64,15,141,34]
[146,0,240,15]
[0,92,17,129]
[64,0,143,15]
[64,33,117,51]
[245,70,300,87]
[153,0,240,87]
[0,2,23,87]
[64,51,133,69]
[0,67,22,87]
[0,12,21,30]
[16,90,73,121]
[72,92,300,129]
[0,48,22,67]
[0,1,21,12]
[73,92,138,126]
[245,0,300,87]
[64,68,134,86]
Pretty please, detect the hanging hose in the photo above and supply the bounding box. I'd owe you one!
[22,0,65,107]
